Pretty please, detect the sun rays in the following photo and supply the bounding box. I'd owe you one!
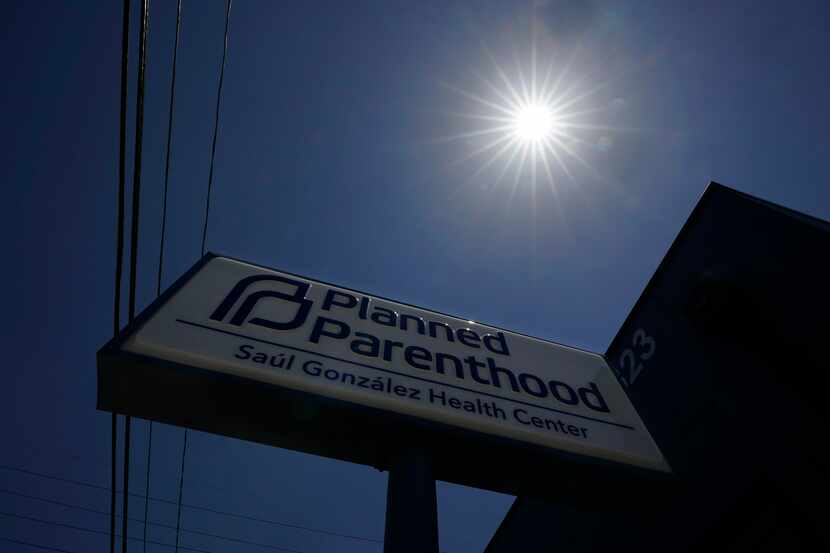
[436,40,608,202]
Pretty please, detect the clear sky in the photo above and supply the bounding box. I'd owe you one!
[2,1,829,552]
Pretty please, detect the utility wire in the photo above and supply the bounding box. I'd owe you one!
[175,2,232,550]
[0,489,312,553]
[0,511,214,553]
[113,1,132,552]
[146,3,183,551]
[0,536,80,553]
[0,465,116,493]
[111,413,118,553]
[122,416,132,553]
[142,421,153,553]
[128,0,150,323]
[115,0,131,333]
[0,464,383,544]
[125,1,151,552]
[157,0,182,298]
[174,428,188,553]
[0,487,119,517]
[200,0,233,256]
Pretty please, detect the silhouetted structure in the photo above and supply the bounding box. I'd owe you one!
[486,182,830,553]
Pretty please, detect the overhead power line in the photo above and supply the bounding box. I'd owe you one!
[124,1,151,551]
[157,0,182,298]
[174,427,188,553]
[128,0,149,322]
[0,489,312,553]
[122,415,132,553]
[0,465,114,493]
[0,464,383,544]
[0,487,119,517]
[114,0,130,337]
[142,419,153,553]
[0,510,214,553]
[176,2,233,550]
[148,3,183,550]
[200,0,233,256]
[110,413,118,553]
[0,536,81,553]
[113,0,132,552]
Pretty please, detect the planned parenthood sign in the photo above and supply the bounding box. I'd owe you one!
[99,255,668,477]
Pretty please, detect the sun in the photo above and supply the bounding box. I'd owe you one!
[513,103,556,142]
[435,41,606,198]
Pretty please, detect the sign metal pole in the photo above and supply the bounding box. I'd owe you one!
[384,445,439,553]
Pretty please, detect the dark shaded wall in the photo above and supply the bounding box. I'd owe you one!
[486,183,830,553]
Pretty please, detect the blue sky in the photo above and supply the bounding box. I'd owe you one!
[2,1,829,552]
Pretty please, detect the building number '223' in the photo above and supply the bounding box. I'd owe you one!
[617,328,655,388]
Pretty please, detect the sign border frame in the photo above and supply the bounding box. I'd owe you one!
[98,252,674,506]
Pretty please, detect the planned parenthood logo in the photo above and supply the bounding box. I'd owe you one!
[205,271,613,416]
[209,274,312,331]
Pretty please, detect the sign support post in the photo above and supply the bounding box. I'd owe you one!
[384,445,439,553]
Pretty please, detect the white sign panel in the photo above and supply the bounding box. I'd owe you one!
[124,256,669,472]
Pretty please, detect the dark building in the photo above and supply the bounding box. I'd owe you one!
[485,182,830,553]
